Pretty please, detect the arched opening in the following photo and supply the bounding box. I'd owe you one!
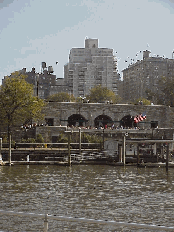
[120,114,134,128]
[68,114,88,127]
[94,115,113,128]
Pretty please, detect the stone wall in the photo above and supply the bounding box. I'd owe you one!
[43,102,174,129]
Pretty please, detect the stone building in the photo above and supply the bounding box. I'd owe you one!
[122,50,174,103]
[1,102,174,143]
[2,63,67,99]
[64,38,121,98]
[34,102,174,142]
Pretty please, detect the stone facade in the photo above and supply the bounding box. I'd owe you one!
[42,102,174,129]
[122,50,174,103]
[29,102,174,142]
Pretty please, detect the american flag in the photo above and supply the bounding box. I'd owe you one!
[134,113,146,123]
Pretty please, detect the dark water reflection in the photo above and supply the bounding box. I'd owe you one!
[0,165,174,231]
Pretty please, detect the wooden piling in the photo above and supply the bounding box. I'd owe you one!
[0,138,2,165]
[79,128,81,157]
[68,133,71,166]
[166,144,169,172]
[8,134,11,165]
[137,144,140,165]
[122,136,126,165]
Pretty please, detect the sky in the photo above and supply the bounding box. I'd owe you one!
[1,0,174,83]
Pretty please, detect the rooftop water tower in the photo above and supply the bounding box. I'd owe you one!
[41,62,47,73]
[48,66,54,74]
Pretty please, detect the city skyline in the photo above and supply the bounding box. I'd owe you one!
[1,0,174,84]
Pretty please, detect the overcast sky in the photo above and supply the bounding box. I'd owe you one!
[1,0,174,83]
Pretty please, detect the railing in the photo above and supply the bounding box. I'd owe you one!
[0,210,173,231]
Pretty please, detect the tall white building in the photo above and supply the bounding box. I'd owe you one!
[64,38,120,98]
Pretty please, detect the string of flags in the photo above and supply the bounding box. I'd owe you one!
[134,113,146,124]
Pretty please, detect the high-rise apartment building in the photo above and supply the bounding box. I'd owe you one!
[64,38,120,98]
[122,50,174,103]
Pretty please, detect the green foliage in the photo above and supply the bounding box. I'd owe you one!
[76,97,83,102]
[21,138,36,143]
[146,77,174,106]
[36,134,44,143]
[47,92,75,102]
[76,97,82,102]
[2,135,8,143]
[86,85,121,103]
[57,133,68,143]
[158,77,174,106]
[134,98,151,105]
[69,132,102,143]
[82,133,102,143]
[0,72,45,135]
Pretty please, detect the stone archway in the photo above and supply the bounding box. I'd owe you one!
[120,114,134,128]
[68,114,88,127]
[94,114,113,128]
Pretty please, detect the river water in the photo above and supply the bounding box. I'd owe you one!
[0,164,174,232]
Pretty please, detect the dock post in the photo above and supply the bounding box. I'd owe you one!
[103,128,105,150]
[0,138,2,164]
[79,128,81,158]
[137,144,140,165]
[119,144,122,162]
[43,214,48,232]
[166,144,169,172]
[68,132,71,166]
[161,144,164,161]
[122,136,126,165]
[8,134,11,165]
[153,143,157,161]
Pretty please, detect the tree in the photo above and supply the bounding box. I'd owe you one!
[47,92,75,102]
[145,77,174,106]
[86,85,121,103]
[0,72,45,138]
[134,98,151,105]
[36,134,44,143]
[158,77,174,106]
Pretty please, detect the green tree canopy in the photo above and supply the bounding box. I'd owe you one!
[47,92,75,102]
[158,77,174,106]
[0,72,45,136]
[86,85,121,103]
[145,76,174,106]
[134,98,151,105]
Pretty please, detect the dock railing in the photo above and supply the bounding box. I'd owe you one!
[0,210,174,231]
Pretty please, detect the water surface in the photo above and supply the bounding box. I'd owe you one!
[0,165,173,231]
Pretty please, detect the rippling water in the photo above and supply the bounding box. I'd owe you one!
[0,165,174,231]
